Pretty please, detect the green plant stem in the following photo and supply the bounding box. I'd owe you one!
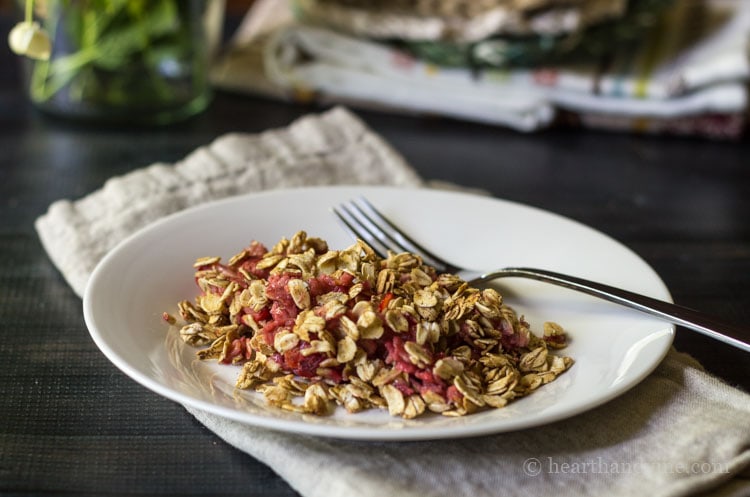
[32,47,100,101]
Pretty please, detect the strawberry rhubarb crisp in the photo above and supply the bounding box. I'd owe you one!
[166,231,573,418]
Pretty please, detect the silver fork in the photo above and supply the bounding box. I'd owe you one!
[333,197,750,354]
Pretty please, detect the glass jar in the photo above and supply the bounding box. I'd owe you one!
[21,0,224,124]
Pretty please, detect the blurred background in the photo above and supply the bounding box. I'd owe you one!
[3,0,748,137]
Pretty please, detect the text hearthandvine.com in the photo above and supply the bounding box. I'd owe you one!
[522,457,730,477]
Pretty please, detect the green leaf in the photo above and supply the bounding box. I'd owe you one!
[93,0,180,70]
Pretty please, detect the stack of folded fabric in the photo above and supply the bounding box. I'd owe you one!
[212,0,750,139]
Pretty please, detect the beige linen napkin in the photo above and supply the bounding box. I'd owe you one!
[35,107,750,497]
[36,107,421,298]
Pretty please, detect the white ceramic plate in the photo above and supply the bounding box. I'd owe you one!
[83,186,674,440]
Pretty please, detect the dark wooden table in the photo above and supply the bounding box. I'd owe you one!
[1,14,749,497]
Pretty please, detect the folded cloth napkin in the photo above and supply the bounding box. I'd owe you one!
[35,107,422,298]
[211,0,750,138]
[35,107,750,497]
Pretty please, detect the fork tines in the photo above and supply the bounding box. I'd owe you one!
[332,198,453,273]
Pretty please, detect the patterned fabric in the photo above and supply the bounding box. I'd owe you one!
[211,0,750,139]
[400,0,672,68]
[293,0,628,41]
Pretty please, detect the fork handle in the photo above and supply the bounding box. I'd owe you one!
[477,267,750,353]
